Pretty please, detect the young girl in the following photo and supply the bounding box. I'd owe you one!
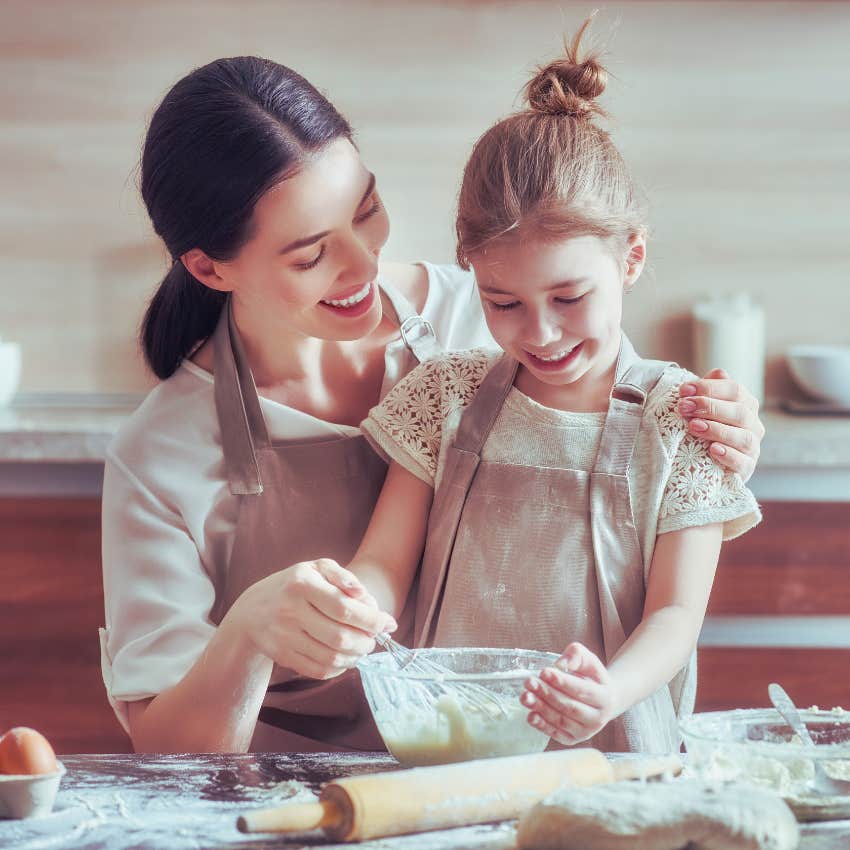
[335,23,761,753]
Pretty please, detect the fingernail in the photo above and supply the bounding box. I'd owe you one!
[555,658,571,673]
[530,715,543,729]
[678,399,696,415]
[710,443,727,457]
[529,677,541,692]
[680,383,697,397]
[689,418,709,433]
[523,692,536,707]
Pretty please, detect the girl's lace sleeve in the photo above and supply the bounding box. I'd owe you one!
[653,375,762,540]
[361,349,492,485]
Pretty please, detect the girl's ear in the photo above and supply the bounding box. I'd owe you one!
[623,232,646,291]
[181,249,234,293]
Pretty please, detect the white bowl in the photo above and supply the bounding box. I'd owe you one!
[0,761,65,818]
[786,344,850,406]
[0,341,22,406]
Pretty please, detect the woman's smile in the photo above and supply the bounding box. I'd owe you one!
[319,279,376,316]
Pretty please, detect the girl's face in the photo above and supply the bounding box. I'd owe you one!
[472,234,644,401]
[211,138,390,341]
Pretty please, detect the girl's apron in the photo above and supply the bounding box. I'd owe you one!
[208,284,440,752]
[413,335,695,753]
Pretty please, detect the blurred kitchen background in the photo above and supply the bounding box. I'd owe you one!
[1,0,848,398]
[1,1,849,754]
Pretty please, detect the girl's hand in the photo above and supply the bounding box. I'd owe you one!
[223,558,397,681]
[520,642,617,745]
[678,368,765,482]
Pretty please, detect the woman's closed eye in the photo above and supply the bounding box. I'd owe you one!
[355,197,383,223]
[294,245,326,271]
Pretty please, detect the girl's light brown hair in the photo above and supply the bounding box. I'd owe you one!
[455,16,646,268]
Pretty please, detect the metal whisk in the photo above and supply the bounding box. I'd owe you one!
[375,633,510,717]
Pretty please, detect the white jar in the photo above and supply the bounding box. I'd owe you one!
[0,337,22,406]
[691,293,765,405]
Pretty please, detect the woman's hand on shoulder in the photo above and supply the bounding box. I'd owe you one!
[677,367,765,481]
[223,559,397,681]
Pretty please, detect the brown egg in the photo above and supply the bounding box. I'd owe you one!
[0,727,58,775]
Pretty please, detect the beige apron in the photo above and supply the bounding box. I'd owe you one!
[209,284,440,752]
[413,335,695,753]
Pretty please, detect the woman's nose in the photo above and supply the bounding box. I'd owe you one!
[340,234,378,286]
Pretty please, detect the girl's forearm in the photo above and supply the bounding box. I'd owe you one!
[606,605,703,717]
[129,619,273,753]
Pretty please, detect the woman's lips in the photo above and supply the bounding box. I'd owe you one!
[319,280,376,317]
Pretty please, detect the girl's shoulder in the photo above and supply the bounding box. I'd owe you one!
[643,364,697,453]
[391,347,501,410]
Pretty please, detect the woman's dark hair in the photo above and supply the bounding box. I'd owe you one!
[140,56,353,379]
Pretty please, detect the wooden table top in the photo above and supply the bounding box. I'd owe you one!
[2,752,850,850]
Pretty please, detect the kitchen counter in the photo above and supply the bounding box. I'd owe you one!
[1,752,847,850]
[1,397,848,498]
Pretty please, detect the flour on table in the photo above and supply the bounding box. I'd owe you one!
[516,780,799,850]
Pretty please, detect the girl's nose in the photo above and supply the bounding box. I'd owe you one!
[525,309,562,347]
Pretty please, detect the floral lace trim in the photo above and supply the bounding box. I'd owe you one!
[649,370,752,518]
[369,349,493,480]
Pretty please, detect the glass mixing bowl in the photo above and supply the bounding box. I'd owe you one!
[358,647,558,766]
[681,708,850,821]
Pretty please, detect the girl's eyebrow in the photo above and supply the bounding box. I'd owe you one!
[479,277,588,295]
[279,173,377,255]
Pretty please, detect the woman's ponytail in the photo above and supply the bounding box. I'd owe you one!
[138,56,353,379]
[140,263,227,380]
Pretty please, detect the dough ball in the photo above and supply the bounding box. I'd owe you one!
[516,780,799,850]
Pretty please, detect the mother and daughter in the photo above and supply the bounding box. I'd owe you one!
[101,19,762,755]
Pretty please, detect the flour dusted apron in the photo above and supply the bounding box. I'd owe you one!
[209,283,441,752]
[413,335,695,753]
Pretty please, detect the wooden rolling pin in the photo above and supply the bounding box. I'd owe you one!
[237,748,681,841]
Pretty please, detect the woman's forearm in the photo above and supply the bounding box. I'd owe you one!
[128,619,273,753]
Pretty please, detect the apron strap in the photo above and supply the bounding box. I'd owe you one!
[452,354,519,455]
[379,278,443,363]
[212,298,269,496]
[590,332,674,643]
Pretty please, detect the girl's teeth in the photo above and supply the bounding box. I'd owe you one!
[536,347,573,362]
[322,282,371,307]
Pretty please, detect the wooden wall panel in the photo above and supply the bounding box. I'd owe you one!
[697,648,850,712]
[708,502,850,615]
[0,498,131,754]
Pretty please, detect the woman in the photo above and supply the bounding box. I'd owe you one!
[100,56,765,754]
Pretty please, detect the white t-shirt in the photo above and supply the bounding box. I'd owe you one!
[100,262,495,733]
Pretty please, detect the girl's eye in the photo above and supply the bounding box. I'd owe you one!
[355,197,383,223]
[488,301,519,311]
[294,245,325,271]
[555,294,586,305]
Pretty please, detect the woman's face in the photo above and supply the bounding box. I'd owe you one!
[215,138,390,341]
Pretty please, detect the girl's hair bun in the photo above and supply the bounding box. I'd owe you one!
[524,16,607,118]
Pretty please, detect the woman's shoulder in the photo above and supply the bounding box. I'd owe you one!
[108,363,219,482]
[381,260,495,351]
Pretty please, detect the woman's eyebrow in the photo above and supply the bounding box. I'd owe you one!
[279,173,377,255]
[479,277,588,295]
